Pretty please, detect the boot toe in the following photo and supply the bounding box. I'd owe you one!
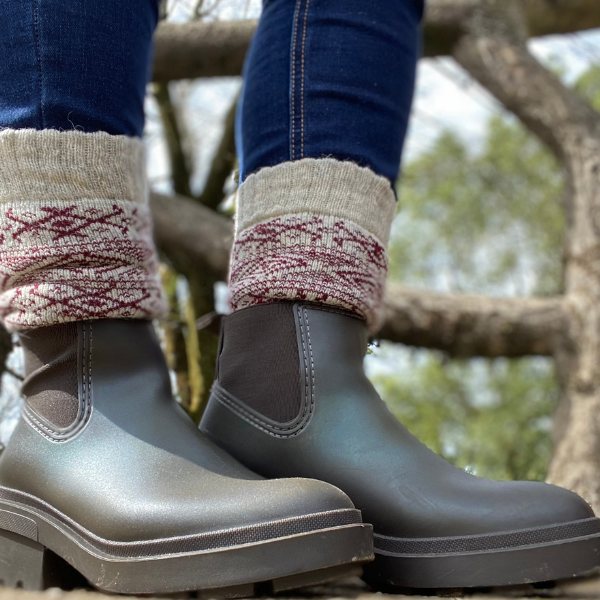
[448,478,595,536]
[275,477,357,514]
[518,481,595,525]
[243,477,358,523]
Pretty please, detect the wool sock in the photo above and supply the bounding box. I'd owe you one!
[0,129,166,330]
[228,158,396,332]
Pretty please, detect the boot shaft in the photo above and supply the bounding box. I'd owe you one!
[216,302,369,425]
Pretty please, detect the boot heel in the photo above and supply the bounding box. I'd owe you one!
[0,529,87,591]
[0,529,46,590]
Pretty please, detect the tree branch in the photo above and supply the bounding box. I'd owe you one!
[150,191,233,279]
[152,1,600,81]
[424,0,600,57]
[451,0,600,163]
[380,284,567,357]
[153,20,257,82]
[153,83,194,198]
[150,192,564,356]
[197,95,238,210]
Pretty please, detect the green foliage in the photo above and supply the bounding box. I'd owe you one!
[375,64,600,482]
[390,117,565,296]
[373,352,557,481]
[575,64,600,112]
[380,116,565,480]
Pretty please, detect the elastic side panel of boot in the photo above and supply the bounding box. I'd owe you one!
[218,303,301,423]
[20,323,79,428]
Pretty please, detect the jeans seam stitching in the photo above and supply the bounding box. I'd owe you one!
[290,0,302,161]
[300,0,310,158]
[32,0,45,129]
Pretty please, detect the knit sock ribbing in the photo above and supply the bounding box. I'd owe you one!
[229,158,396,332]
[0,129,167,330]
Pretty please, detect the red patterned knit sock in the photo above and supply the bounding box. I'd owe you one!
[0,129,167,330]
[229,159,396,332]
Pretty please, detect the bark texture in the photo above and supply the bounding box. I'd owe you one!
[380,286,566,358]
[197,96,238,210]
[424,0,600,57]
[151,191,233,282]
[153,20,257,82]
[153,83,194,198]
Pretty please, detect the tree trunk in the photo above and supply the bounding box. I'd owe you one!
[451,0,600,509]
[547,133,600,508]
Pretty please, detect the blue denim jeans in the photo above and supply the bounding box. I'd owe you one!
[238,0,424,184]
[0,0,422,182]
[0,0,159,136]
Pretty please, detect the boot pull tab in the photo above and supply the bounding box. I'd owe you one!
[196,312,224,337]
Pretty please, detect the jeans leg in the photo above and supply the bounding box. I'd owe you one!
[238,0,424,183]
[0,0,166,330]
[0,0,159,135]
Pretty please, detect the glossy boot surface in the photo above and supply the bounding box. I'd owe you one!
[0,319,373,594]
[201,302,600,590]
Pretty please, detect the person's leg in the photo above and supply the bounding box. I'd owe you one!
[238,0,419,183]
[202,0,600,589]
[231,0,421,330]
[0,2,371,592]
[0,0,164,329]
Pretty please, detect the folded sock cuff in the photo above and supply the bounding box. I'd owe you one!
[0,129,167,330]
[229,159,396,332]
[236,158,396,247]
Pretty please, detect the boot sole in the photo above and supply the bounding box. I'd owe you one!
[0,487,374,594]
[362,517,600,589]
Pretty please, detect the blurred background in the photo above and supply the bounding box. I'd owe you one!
[1,0,600,487]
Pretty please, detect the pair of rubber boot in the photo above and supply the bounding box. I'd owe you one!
[0,302,599,594]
